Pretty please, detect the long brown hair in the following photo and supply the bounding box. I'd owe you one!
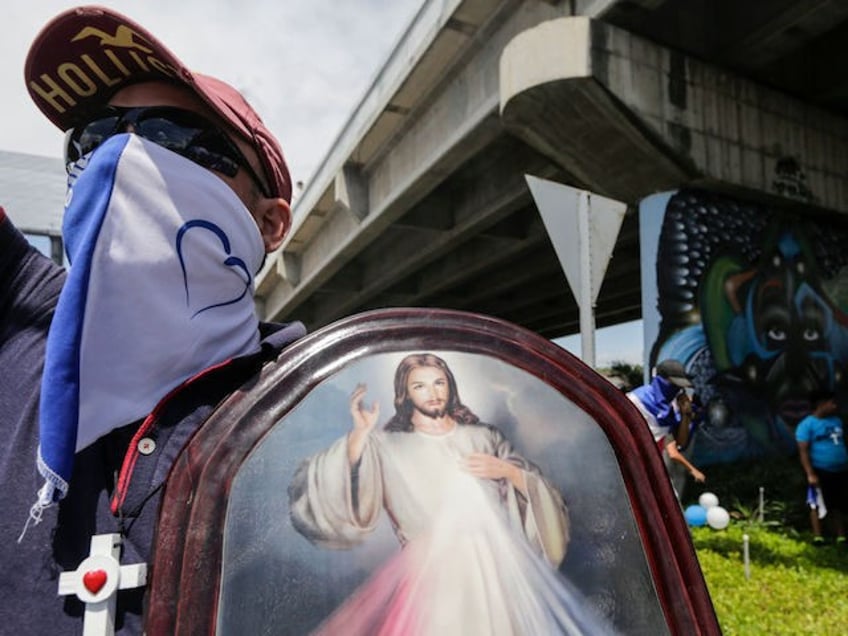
[384,353,480,432]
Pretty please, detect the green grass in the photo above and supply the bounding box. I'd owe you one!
[692,525,848,634]
[684,456,848,634]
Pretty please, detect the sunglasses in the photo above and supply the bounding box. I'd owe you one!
[65,106,270,198]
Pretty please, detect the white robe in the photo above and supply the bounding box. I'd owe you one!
[289,424,603,635]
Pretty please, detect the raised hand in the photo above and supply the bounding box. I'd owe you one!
[348,383,379,465]
[676,391,693,417]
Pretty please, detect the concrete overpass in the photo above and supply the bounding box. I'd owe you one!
[255,0,848,340]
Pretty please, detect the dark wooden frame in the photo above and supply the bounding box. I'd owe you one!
[145,308,720,634]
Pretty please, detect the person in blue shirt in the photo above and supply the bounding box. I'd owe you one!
[795,390,848,545]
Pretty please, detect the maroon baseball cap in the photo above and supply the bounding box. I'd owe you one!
[24,5,292,204]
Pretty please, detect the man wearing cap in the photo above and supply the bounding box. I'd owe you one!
[0,6,306,633]
[626,360,707,490]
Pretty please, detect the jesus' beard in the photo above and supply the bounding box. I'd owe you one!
[414,404,447,420]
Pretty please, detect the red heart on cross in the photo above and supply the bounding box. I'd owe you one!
[83,569,108,594]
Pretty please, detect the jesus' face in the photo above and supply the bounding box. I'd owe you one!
[406,366,450,419]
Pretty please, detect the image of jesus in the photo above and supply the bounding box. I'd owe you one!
[289,353,606,634]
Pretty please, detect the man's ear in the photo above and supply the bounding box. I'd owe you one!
[254,198,291,252]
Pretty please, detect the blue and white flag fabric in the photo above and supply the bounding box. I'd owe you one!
[806,485,827,519]
[627,375,681,443]
[35,134,264,512]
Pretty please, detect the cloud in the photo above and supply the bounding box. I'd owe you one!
[0,0,420,187]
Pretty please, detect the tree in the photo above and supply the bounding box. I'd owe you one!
[602,361,644,392]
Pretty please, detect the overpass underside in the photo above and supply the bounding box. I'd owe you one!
[256,0,848,341]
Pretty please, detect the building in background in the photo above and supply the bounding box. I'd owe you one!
[0,150,65,264]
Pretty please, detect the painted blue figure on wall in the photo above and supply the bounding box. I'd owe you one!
[640,189,848,464]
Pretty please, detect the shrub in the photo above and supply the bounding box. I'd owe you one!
[682,455,809,531]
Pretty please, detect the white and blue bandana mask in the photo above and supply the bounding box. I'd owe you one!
[34,134,264,514]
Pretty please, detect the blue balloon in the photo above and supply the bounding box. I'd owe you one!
[684,504,708,527]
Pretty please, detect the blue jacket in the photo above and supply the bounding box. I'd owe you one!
[0,212,305,634]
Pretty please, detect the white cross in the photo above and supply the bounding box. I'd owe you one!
[58,533,147,636]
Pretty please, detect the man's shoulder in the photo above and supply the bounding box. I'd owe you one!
[258,320,307,355]
[0,211,64,309]
[626,391,651,418]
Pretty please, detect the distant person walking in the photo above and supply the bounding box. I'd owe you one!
[627,360,706,492]
[796,390,848,545]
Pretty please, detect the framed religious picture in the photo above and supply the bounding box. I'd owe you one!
[146,309,720,635]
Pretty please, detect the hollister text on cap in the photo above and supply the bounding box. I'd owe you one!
[655,359,693,388]
[24,5,291,204]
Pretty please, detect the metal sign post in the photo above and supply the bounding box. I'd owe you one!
[526,175,627,368]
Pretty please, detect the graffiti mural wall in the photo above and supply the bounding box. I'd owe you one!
[640,189,848,465]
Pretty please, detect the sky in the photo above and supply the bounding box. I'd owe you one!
[0,0,422,187]
[0,0,646,367]
[554,319,644,369]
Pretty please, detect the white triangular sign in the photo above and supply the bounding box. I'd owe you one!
[526,175,626,304]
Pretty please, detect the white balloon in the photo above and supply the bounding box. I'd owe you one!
[699,492,719,509]
[707,505,730,530]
